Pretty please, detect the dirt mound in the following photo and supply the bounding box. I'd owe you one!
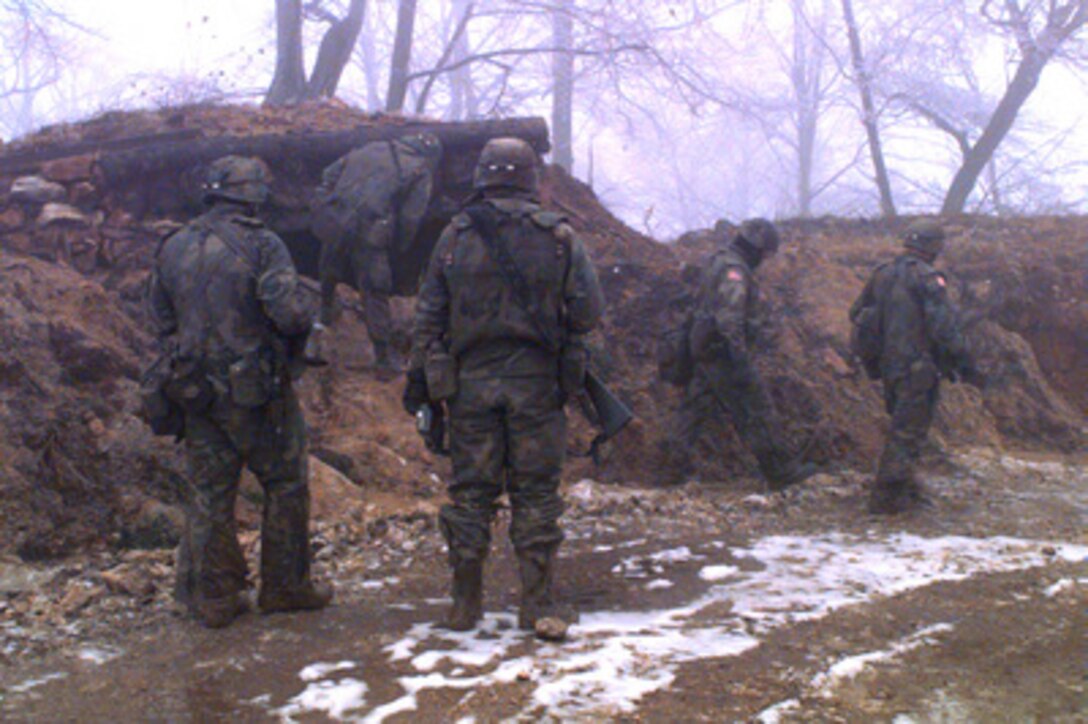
[7,100,390,152]
[0,102,1085,560]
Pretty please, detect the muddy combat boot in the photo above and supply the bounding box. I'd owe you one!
[517,548,576,641]
[868,481,907,515]
[767,460,820,492]
[195,593,249,629]
[258,581,334,614]
[903,478,936,511]
[446,557,484,632]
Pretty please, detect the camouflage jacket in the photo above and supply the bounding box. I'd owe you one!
[691,244,763,360]
[851,253,970,381]
[313,138,440,286]
[147,204,314,377]
[411,195,604,379]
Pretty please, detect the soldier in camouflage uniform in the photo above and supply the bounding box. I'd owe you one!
[667,219,817,490]
[147,156,332,628]
[404,138,604,638]
[311,133,444,371]
[850,220,976,515]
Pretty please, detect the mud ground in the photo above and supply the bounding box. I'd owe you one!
[1,447,1085,722]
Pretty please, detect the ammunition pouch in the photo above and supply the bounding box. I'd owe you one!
[138,352,185,439]
[163,355,215,414]
[559,344,589,399]
[849,304,883,380]
[228,348,277,408]
[424,349,458,402]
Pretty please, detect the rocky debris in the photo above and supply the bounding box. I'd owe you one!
[118,500,184,550]
[534,616,569,642]
[37,202,89,227]
[10,175,65,204]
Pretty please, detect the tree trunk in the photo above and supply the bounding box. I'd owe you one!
[265,0,307,107]
[359,9,383,110]
[386,0,419,112]
[941,51,1047,214]
[551,0,575,172]
[790,0,819,217]
[840,0,895,217]
[95,118,551,189]
[449,0,478,120]
[305,0,367,100]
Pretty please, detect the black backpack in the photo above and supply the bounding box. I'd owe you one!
[848,272,883,380]
[657,313,694,387]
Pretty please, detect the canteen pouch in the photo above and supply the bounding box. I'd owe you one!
[228,349,275,408]
[424,349,458,402]
[138,352,185,438]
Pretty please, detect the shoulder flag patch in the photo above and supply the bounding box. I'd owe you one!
[935,273,946,287]
[727,269,744,282]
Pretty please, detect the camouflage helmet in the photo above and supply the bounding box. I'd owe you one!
[473,137,539,192]
[203,155,272,206]
[902,219,945,258]
[737,218,781,257]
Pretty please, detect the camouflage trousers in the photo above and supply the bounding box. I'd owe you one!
[667,360,791,484]
[440,375,567,565]
[175,389,313,609]
[874,361,939,502]
[318,246,394,359]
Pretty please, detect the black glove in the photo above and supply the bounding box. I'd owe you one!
[403,368,429,415]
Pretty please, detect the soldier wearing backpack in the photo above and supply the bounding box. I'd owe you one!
[145,156,331,628]
[310,133,445,372]
[659,219,818,491]
[849,220,979,515]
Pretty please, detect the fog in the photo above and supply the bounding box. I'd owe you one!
[3,0,1088,236]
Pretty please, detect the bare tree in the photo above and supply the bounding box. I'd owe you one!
[266,0,368,107]
[0,0,83,138]
[385,0,419,112]
[551,0,575,171]
[941,0,1088,213]
[840,0,896,216]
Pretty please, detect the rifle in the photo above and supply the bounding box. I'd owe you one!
[464,203,633,457]
[582,368,634,462]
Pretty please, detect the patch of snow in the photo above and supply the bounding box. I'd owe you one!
[646,579,674,590]
[75,646,122,665]
[299,532,1088,721]
[811,624,953,695]
[699,564,740,581]
[275,678,368,721]
[299,661,356,682]
[6,672,68,694]
[756,698,800,723]
[1043,578,1075,597]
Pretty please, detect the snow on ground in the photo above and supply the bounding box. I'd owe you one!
[808,623,954,695]
[269,532,1088,721]
[274,661,369,721]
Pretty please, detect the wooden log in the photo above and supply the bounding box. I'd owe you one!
[0,128,202,177]
[95,116,550,187]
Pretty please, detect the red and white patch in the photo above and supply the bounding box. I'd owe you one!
[727,269,744,282]
[935,274,946,287]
